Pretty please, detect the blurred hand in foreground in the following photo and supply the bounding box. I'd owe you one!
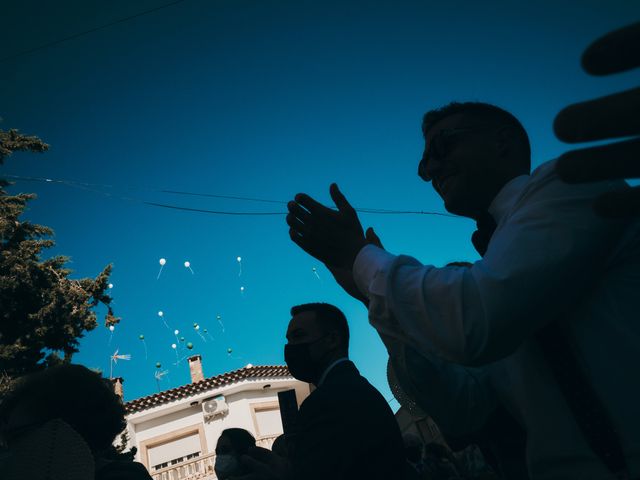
[555,21,640,217]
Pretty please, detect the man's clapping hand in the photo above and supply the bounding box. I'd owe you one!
[286,183,368,270]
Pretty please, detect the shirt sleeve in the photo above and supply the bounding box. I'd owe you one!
[384,332,497,436]
[353,171,629,366]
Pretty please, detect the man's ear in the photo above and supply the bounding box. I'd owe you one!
[495,125,514,157]
[326,330,342,351]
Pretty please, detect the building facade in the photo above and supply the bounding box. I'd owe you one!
[118,355,311,480]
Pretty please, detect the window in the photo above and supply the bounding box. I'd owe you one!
[148,433,202,470]
[252,402,283,437]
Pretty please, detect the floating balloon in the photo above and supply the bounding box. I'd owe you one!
[171,343,177,349]
[156,362,162,368]
[194,323,206,342]
[174,329,179,336]
[227,347,233,354]
[108,283,114,289]
[240,286,245,295]
[184,261,194,274]
[107,324,115,346]
[312,266,320,280]
[202,327,214,341]
[139,335,148,360]
[187,342,194,350]
[216,314,225,332]
[237,256,243,276]
[157,258,167,280]
[180,336,185,342]
[158,311,170,330]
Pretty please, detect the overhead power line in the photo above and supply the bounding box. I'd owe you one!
[0,0,190,64]
[3,174,458,218]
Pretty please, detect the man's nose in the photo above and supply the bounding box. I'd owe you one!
[424,153,443,181]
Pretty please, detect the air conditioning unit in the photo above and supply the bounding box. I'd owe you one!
[202,395,228,419]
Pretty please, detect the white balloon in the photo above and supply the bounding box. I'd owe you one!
[240,286,245,292]
[174,329,179,335]
[158,311,164,317]
[184,261,191,268]
[237,256,242,262]
[195,325,200,330]
[109,325,115,332]
[159,258,166,266]
[108,283,114,289]
[171,343,177,349]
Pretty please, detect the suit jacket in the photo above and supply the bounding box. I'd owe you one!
[290,360,405,480]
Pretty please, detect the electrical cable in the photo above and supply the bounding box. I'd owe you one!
[3,173,459,218]
[0,0,190,64]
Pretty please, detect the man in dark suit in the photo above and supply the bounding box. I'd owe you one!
[235,302,406,480]
[284,302,405,480]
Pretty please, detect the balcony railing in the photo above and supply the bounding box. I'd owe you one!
[150,435,279,480]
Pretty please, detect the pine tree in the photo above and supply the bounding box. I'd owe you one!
[0,128,118,384]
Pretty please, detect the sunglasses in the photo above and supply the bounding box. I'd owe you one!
[417,127,478,182]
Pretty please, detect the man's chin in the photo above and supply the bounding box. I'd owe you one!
[444,198,476,219]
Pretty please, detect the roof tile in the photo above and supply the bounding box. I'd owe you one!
[125,365,291,414]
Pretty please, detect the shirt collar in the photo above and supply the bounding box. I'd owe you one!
[318,357,349,386]
[488,174,529,224]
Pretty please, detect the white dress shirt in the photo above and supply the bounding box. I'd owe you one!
[353,159,640,480]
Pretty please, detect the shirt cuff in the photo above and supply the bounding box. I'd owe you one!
[353,244,397,299]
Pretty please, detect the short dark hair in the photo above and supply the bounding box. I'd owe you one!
[422,102,531,161]
[219,428,255,455]
[0,364,126,452]
[290,303,350,350]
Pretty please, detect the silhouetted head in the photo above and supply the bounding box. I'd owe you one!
[284,303,349,385]
[418,102,531,220]
[215,428,255,480]
[271,434,289,458]
[0,364,126,453]
[216,428,255,457]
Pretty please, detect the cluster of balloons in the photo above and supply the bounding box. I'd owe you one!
[109,255,254,388]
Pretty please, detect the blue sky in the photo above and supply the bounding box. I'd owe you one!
[1,0,638,403]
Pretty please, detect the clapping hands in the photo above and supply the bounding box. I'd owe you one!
[286,183,368,270]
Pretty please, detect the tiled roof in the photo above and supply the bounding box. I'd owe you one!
[125,365,291,414]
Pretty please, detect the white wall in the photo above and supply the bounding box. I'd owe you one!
[127,377,311,466]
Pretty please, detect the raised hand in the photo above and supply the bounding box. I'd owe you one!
[554,21,640,217]
[286,183,367,269]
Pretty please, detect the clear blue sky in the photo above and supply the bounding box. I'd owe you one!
[1,0,638,403]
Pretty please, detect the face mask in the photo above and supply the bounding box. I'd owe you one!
[284,337,326,384]
[214,454,240,479]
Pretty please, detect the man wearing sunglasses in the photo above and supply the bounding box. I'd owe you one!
[286,99,640,479]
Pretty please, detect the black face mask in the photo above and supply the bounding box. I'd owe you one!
[284,337,326,384]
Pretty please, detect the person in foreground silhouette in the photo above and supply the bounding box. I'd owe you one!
[232,302,406,480]
[0,364,152,480]
[286,100,640,478]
